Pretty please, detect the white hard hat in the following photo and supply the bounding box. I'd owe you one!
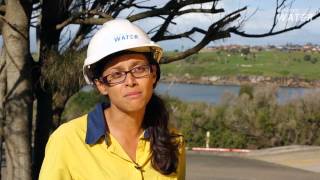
[83,18,163,84]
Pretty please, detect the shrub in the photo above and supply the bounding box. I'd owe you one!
[63,85,320,149]
[239,84,254,99]
[303,54,311,62]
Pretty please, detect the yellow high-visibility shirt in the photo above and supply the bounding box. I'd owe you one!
[39,103,185,180]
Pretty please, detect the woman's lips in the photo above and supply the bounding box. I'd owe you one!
[124,91,142,98]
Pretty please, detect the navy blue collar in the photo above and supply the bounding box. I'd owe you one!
[85,103,108,144]
[85,102,150,145]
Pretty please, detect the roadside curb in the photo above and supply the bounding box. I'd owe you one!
[187,145,320,158]
[192,147,251,153]
[189,145,320,156]
[187,147,251,157]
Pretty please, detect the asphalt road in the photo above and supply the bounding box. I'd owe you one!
[186,152,320,180]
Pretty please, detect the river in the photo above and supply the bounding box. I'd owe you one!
[155,82,320,104]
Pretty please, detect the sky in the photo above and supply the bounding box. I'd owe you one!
[23,0,320,52]
[128,0,320,51]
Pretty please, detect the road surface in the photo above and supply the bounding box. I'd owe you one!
[187,152,319,180]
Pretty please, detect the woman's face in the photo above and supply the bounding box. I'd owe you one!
[95,53,157,113]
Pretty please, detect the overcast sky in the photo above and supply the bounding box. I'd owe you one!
[25,0,320,52]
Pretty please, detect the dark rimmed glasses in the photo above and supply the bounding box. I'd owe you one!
[99,64,152,85]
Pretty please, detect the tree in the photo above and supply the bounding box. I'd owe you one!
[0,0,319,179]
[0,0,33,180]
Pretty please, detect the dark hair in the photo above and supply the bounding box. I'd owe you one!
[88,51,181,174]
[143,93,181,175]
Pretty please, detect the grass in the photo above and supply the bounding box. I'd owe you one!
[161,50,320,80]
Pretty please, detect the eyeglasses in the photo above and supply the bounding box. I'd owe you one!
[99,64,152,85]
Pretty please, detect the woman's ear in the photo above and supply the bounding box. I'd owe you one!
[94,79,108,95]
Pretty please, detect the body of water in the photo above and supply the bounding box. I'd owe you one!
[82,82,319,104]
[155,82,319,104]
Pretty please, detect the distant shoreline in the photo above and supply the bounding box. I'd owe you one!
[160,75,320,88]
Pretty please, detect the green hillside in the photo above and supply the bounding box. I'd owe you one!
[161,50,320,80]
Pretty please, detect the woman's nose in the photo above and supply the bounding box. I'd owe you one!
[124,72,137,87]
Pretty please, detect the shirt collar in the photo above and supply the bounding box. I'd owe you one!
[85,102,109,145]
[85,102,150,145]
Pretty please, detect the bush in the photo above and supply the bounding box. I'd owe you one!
[239,84,254,99]
[62,90,105,122]
[311,57,318,64]
[63,86,320,149]
[303,54,311,62]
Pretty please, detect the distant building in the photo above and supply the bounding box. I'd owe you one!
[201,43,320,53]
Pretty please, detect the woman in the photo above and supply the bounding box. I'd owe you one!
[39,19,185,180]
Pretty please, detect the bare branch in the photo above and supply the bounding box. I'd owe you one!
[213,7,247,28]
[160,7,247,64]
[127,0,215,21]
[119,0,157,10]
[147,24,162,34]
[270,0,287,33]
[56,10,113,30]
[161,31,230,64]
[177,8,224,15]
[31,14,40,20]
[67,0,90,12]
[230,11,320,38]
[156,27,206,42]
[127,8,167,22]
[72,17,112,25]
[284,0,295,29]
[108,0,133,17]
[151,8,178,41]
[32,3,41,11]
[56,0,224,33]
[68,0,110,49]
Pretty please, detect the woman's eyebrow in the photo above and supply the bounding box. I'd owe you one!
[109,61,147,71]
[108,66,125,71]
[129,61,147,68]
